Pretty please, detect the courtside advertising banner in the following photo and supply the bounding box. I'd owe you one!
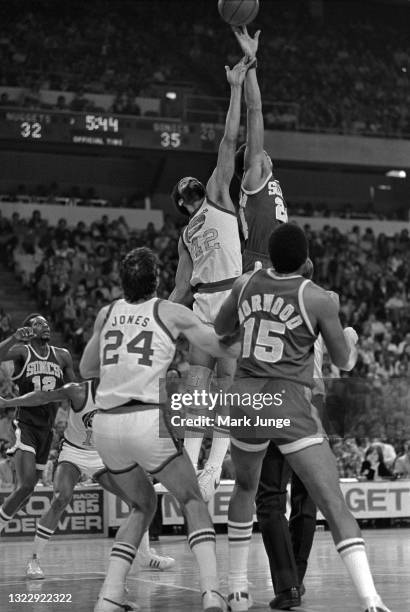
[105,480,410,527]
[0,486,107,539]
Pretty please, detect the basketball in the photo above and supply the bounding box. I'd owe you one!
[217,0,260,27]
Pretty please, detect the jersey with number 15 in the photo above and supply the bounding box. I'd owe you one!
[236,269,317,387]
[96,298,176,409]
[239,172,288,260]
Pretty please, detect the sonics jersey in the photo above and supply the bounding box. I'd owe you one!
[12,344,64,428]
[182,197,242,290]
[64,380,98,450]
[237,269,317,386]
[96,298,176,409]
[239,172,288,269]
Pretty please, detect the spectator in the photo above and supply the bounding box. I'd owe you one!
[393,441,410,478]
[360,446,393,480]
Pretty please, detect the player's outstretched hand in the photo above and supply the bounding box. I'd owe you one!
[225,57,250,87]
[232,25,260,61]
[13,327,35,343]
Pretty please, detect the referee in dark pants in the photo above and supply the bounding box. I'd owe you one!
[256,326,328,609]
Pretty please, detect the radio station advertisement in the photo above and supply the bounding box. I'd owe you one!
[0,486,107,539]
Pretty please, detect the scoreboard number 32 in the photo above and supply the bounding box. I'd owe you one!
[20,121,42,139]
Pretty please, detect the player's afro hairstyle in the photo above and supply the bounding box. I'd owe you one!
[119,247,158,302]
[21,313,44,327]
[170,176,206,216]
[269,223,308,273]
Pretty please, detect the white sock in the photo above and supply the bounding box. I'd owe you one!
[183,365,213,468]
[207,434,230,470]
[184,434,204,469]
[0,506,12,533]
[228,520,253,593]
[101,542,137,601]
[336,538,380,606]
[33,523,54,558]
[188,528,219,593]
[137,531,150,556]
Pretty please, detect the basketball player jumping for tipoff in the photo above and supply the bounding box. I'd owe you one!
[0,314,75,535]
[215,224,390,612]
[0,380,174,579]
[169,57,254,501]
[79,247,238,612]
[232,26,288,274]
[233,26,318,609]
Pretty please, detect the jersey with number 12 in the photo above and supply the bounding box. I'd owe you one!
[96,298,176,409]
[12,344,64,429]
[182,197,242,288]
[239,172,288,257]
[236,269,317,387]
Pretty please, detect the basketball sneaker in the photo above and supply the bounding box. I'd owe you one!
[26,557,44,580]
[364,606,391,612]
[198,464,222,503]
[202,589,227,612]
[227,591,253,611]
[137,548,175,570]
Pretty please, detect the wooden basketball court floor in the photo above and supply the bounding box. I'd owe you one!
[1,530,409,611]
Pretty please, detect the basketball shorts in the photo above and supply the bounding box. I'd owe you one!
[193,289,232,325]
[6,420,53,470]
[228,378,325,455]
[92,406,183,474]
[242,250,271,273]
[58,441,104,478]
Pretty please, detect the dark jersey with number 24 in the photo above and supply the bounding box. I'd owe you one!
[236,269,317,387]
[239,172,288,270]
[11,344,64,429]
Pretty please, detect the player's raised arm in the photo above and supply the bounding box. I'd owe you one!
[307,287,358,371]
[79,305,110,379]
[158,301,239,359]
[0,382,79,409]
[206,58,249,210]
[0,327,33,363]
[232,26,267,188]
[168,237,194,306]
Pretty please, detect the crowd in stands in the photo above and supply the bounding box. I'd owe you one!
[0,0,409,136]
[1,210,410,484]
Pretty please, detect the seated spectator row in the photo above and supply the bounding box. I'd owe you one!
[0,0,408,137]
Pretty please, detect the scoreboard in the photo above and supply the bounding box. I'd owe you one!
[0,107,244,153]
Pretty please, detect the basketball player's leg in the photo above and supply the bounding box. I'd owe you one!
[0,448,38,531]
[95,468,175,571]
[26,461,81,577]
[94,465,157,612]
[184,342,214,468]
[198,356,236,501]
[227,440,267,610]
[153,449,225,611]
[285,440,390,610]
